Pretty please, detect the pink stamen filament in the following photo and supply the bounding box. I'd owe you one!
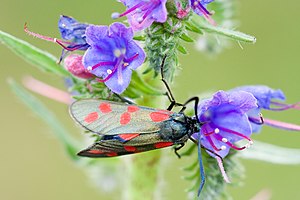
[203,124,253,151]
[124,53,139,63]
[270,101,300,111]
[55,40,85,51]
[24,23,73,45]
[94,52,139,83]
[118,1,159,24]
[118,2,145,17]
[193,2,216,26]
[217,126,252,142]
[96,57,124,83]
[139,3,157,23]
[194,2,211,15]
[205,135,223,151]
[263,118,300,131]
[203,130,215,136]
[91,61,115,71]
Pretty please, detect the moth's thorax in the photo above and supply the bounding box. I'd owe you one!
[159,113,194,142]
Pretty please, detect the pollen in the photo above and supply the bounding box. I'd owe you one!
[214,128,220,134]
[123,63,129,67]
[111,12,120,19]
[87,66,92,71]
[222,138,228,143]
[107,69,112,74]
[137,17,143,23]
[221,145,227,150]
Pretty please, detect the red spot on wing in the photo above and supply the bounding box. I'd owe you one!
[88,149,104,154]
[124,146,137,152]
[118,133,140,141]
[106,152,118,157]
[154,142,174,149]
[99,102,112,113]
[84,112,99,124]
[127,105,140,113]
[120,112,131,125]
[150,111,170,122]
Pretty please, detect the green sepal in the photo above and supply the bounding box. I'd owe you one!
[180,33,194,42]
[0,30,69,76]
[177,44,188,54]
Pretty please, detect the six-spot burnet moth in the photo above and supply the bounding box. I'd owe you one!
[69,55,211,196]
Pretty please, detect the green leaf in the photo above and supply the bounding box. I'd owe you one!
[0,30,69,76]
[179,33,194,42]
[191,20,256,43]
[177,44,188,54]
[8,78,80,161]
[238,140,300,165]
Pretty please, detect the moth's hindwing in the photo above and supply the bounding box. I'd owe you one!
[70,99,174,135]
[77,131,180,157]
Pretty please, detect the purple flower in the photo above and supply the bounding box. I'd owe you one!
[193,90,258,158]
[112,0,168,31]
[233,85,300,132]
[58,15,89,50]
[83,23,145,94]
[24,15,89,63]
[190,0,216,25]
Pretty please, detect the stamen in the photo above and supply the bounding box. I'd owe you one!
[24,23,85,51]
[117,2,146,18]
[95,55,132,83]
[124,53,139,63]
[111,12,120,19]
[263,118,300,131]
[107,69,112,74]
[223,141,245,151]
[55,40,86,51]
[24,23,72,45]
[222,138,228,143]
[212,126,253,150]
[205,135,222,151]
[90,61,115,71]
[270,101,300,111]
[217,126,252,142]
[138,3,158,24]
[192,1,216,26]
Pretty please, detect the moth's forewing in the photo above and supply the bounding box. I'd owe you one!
[70,99,174,135]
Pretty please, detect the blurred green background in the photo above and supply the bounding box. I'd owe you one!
[1,0,300,199]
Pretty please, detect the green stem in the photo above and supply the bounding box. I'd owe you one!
[123,76,167,200]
